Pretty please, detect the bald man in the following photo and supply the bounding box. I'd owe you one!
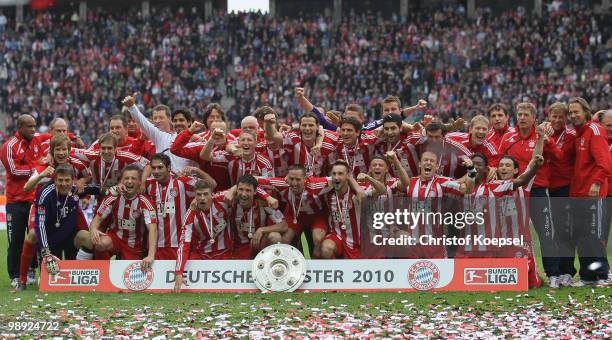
[39,118,85,154]
[229,116,266,142]
[1,115,43,287]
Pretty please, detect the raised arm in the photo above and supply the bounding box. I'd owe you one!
[263,114,283,147]
[170,121,205,161]
[24,166,54,193]
[200,128,224,161]
[401,99,428,119]
[123,93,170,146]
[386,151,410,189]
[356,173,387,198]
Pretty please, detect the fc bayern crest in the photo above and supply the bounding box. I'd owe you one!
[123,262,154,291]
[407,260,440,291]
[169,188,178,197]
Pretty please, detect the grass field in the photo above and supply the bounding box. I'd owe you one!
[0,231,610,338]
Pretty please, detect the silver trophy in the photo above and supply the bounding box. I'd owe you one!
[252,244,306,292]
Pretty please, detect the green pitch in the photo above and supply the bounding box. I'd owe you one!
[0,231,609,337]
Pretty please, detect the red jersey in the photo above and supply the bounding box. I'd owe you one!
[322,188,365,250]
[330,134,377,176]
[29,157,91,188]
[0,132,43,203]
[231,199,285,245]
[257,176,328,218]
[170,129,233,190]
[229,128,266,142]
[209,151,274,185]
[498,127,563,189]
[486,125,516,149]
[410,133,472,178]
[359,177,403,211]
[570,121,610,197]
[458,178,533,256]
[608,144,612,196]
[375,134,421,178]
[175,194,232,274]
[38,132,80,155]
[128,130,156,159]
[406,176,464,240]
[256,141,289,177]
[282,130,337,177]
[89,136,142,155]
[96,194,157,249]
[145,176,197,248]
[447,132,500,166]
[548,127,576,190]
[72,149,149,189]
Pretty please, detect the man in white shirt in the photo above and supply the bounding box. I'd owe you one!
[121,93,196,171]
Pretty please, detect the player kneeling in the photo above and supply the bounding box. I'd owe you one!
[74,165,157,270]
[15,165,91,291]
[230,175,287,259]
[174,180,232,292]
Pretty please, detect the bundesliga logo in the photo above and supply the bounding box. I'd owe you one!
[407,260,440,291]
[48,269,100,286]
[464,268,518,285]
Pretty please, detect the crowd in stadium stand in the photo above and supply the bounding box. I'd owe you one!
[0,3,610,149]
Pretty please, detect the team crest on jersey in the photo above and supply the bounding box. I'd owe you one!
[407,260,440,291]
[123,262,154,291]
[168,188,178,198]
[528,140,535,148]
[131,210,141,219]
[580,138,585,147]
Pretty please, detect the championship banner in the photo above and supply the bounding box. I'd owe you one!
[39,258,527,292]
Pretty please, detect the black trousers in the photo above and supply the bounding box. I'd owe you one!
[530,188,560,277]
[549,186,576,277]
[570,198,609,281]
[6,202,31,280]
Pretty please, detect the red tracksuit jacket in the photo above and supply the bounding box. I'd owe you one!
[570,121,610,197]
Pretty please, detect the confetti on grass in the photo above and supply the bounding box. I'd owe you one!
[0,293,610,338]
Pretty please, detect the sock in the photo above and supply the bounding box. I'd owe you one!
[19,240,37,285]
[527,255,542,288]
[76,248,94,260]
